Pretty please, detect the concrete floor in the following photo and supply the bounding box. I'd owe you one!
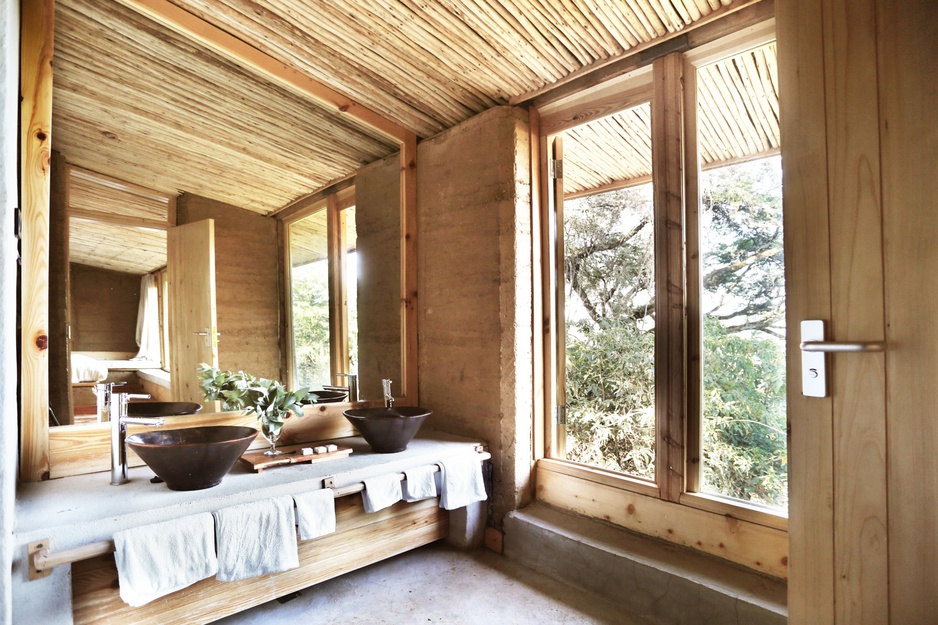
[217,542,649,625]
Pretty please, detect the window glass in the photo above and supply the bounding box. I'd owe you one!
[560,102,656,481]
[289,208,330,389]
[699,157,786,508]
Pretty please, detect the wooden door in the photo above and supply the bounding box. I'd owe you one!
[779,0,938,622]
[167,219,218,406]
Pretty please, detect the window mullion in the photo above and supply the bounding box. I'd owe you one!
[651,52,687,503]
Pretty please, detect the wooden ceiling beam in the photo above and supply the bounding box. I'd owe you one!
[113,0,411,144]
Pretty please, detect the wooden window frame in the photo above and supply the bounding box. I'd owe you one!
[534,21,789,578]
[282,187,356,390]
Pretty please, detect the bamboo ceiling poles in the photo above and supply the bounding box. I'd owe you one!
[20,0,55,481]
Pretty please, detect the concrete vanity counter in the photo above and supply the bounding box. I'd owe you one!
[13,430,488,625]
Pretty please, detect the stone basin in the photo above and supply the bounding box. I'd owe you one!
[127,401,203,418]
[343,407,431,453]
[126,425,258,490]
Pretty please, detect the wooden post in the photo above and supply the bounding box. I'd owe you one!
[20,0,55,481]
[399,133,418,403]
[49,151,72,426]
[326,193,349,383]
[651,52,685,503]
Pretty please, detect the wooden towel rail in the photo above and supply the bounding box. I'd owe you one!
[28,450,490,580]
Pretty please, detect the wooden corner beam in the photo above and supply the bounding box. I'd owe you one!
[114,0,411,145]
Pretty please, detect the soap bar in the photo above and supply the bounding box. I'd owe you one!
[301,447,314,456]
[326,444,338,452]
[314,446,328,454]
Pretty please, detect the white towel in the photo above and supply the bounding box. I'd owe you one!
[213,496,299,582]
[113,513,217,607]
[293,489,336,541]
[402,465,438,502]
[361,473,403,513]
[438,455,488,511]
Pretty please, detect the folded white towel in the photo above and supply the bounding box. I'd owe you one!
[361,473,403,513]
[293,488,336,541]
[113,513,217,607]
[438,454,488,511]
[402,465,438,502]
[213,496,299,582]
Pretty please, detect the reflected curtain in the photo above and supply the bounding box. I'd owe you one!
[133,272,160,362]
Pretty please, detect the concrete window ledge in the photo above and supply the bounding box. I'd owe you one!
[503,503,786,625]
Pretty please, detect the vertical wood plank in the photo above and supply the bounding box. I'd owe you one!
[327,193,349,383]
[167,220,218,406]
[529,107,545,463]
[877,0,938,622]
[682,59,702,493]
[776,0,836,618]
[400,133,418,403]
[821,0,889,621]
[49,151,72,426]
[541,133,558,460]
[651,52,685,502]
[19,0,55,481]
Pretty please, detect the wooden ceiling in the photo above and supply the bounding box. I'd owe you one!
[53,0,758,215]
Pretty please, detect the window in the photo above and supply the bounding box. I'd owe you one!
[285,188,358,389]
[542,37,785,531]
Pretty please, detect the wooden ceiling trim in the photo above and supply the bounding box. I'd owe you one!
[113,0,410,144]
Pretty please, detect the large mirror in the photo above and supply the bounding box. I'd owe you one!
[21,0,416,473]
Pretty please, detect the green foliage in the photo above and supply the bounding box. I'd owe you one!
[562,158,788,509]
[290,261,331,388]
[565,320,655,478]
[701,319,787,507]
[197,363,313,443]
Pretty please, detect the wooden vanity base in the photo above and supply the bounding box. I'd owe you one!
[71,496,448,624]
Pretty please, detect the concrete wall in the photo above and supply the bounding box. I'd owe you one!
[176,194,281,380]
[1,2,18,622]
[356,157,402,401]
[417,106,534,527]
[69,263,140,353]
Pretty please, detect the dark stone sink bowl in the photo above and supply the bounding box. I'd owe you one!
[127,426,258,491]
[343,407,431,453]
[304,390,348,404]
[127,401,203,417]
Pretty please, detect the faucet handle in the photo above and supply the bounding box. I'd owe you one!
[381,379,393,408]
[125,394,151,400]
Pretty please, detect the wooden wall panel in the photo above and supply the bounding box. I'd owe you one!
[49,151,73,425]
[877,0,938,621]
[19,0,55,480]
[776,0,836,619]
[176,194,282,380]
[821,0,889,621]
[69,264,140,353]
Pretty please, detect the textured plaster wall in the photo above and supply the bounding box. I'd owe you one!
[356,158,403,401]
[417,106,534,527]
[0,2,18,622]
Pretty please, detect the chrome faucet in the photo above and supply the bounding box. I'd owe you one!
[100,383,164,485]
[335,372,359,403]
[382,379,394,408]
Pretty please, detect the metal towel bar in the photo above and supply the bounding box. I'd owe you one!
[28,450,490,580]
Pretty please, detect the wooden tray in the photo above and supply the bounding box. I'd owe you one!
[239,443,353,472]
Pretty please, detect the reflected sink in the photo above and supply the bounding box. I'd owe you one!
[127,401,203,418]
[343,407,431,453]
[127,426,258,491]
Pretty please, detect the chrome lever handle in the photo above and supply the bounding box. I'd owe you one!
[800,340,884,353]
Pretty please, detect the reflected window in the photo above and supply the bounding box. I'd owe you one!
[286,192,358,390]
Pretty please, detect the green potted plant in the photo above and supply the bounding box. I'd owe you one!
[198,364,314,455]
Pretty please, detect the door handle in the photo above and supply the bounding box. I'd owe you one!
[800,320,885,397]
